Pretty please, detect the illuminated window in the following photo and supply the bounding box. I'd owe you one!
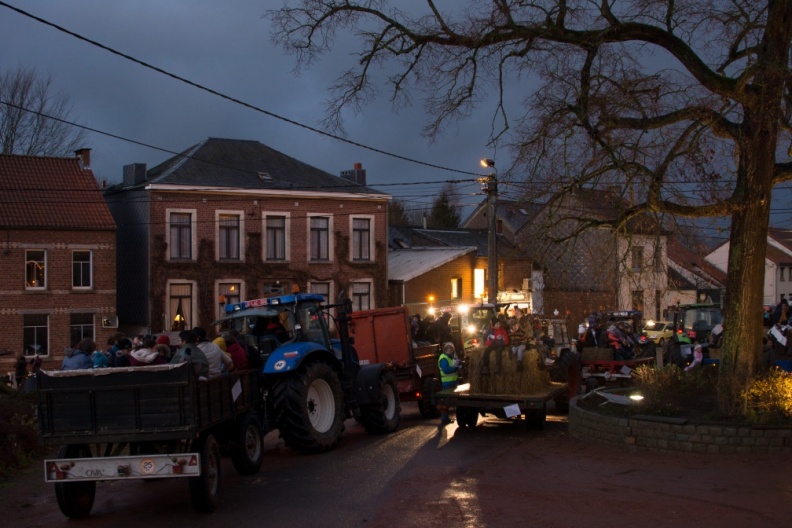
[25,249,46,289]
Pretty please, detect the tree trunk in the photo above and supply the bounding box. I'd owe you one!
[718,1,792,414]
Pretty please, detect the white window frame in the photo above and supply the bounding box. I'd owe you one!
[23,313,49,357]
[25,249,47,290]
[262,212,291,262]
[216,279,245,321]
[72,249,93,290]
[350,279,374,311]
[308,280,334,303]
[350,214,375,262]
[166,209,197,261]
[215,210,245,262]
[307,213,334,263]
[69,312,95,344]
[167,279,197,332]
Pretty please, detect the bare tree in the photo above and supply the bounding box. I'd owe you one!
[0,65,86,156]
[271,1,792,414]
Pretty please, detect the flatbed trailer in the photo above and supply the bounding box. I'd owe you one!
[581,356,655,390]
[436,382,567,430]
[37,364,264,518]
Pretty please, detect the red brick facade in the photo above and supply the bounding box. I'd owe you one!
[0,230,117,371]
[145,191,388,333]
[0,152,117,373]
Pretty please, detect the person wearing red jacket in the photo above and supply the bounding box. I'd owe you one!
[481,317,509,374]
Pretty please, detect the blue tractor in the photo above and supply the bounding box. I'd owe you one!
[213,293,400,453]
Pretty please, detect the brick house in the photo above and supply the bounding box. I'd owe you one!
[388,226,534,313]
[506,187,669,322]
[0,150,117,371]
[104,138,389,334]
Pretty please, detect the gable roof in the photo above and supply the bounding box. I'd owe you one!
[125,138,386,197]
[667,237,727,286]
[0,153,116,230]
[462,198,540,232]
[389,247,477,282]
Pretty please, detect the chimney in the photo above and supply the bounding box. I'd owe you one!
[340,162,366,186]
[75,148,91,169]
[123,163,148,187]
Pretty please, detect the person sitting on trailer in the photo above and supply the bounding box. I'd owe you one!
[170,330,210,379]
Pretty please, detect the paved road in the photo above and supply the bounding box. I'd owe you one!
[4,404,792,527]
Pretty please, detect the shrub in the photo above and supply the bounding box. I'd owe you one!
[632,364,719,417]
[744,369,792,425]
[0,391,43,478]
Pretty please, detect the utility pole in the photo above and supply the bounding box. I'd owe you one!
[480,159,498,305]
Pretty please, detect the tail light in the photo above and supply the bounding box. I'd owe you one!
[687,330,696,339]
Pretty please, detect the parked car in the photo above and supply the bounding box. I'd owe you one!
[642,320,673,346]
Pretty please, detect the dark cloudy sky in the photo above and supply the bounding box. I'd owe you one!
[0,0,495,220]
[1,1,789,229]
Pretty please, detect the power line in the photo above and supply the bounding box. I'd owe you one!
[0,1,479,177]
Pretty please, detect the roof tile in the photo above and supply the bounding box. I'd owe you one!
[0,154,116,230]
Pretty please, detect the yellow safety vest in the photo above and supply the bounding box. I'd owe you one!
[438,352,458,384]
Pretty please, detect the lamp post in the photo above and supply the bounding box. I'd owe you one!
[480,158,498,305]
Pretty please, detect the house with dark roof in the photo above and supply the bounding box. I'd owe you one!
[507,186,669,322]
[0,149,117,370]
[666,237,727,309]
[104,138,389,334]
[705,226,792,306]
[387,225,535,312]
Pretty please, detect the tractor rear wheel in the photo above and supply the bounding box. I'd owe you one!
[272,360,345,453]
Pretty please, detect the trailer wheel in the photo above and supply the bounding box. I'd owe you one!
[525,409,546,430]
[417,377,441,419]
[456,407,478,428]
[359,371,401,434]
[54,444,95,519]
[272,360,345,453]
[189,434,221,513]
[231,411,264,475]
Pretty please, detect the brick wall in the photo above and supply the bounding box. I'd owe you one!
[542,290,616,323]
[570,397,792,454]
[146,191,389,332]
[0,228,116,371]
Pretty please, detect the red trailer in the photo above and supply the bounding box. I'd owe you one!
[348,306,442,418]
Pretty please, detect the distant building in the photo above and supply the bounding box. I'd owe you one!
[104,138,389,334]
[388,225,535,313]
[508,187,669,321]
[0,149,117,369]
[705,226,792,307]
[665,237,727,312]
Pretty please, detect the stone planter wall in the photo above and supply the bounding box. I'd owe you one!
[569,396,792,454]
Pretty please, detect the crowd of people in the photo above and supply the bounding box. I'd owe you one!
[410,307,550,375]
[55,326,261,380]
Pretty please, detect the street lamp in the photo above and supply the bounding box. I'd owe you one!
[480,158,498,305]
